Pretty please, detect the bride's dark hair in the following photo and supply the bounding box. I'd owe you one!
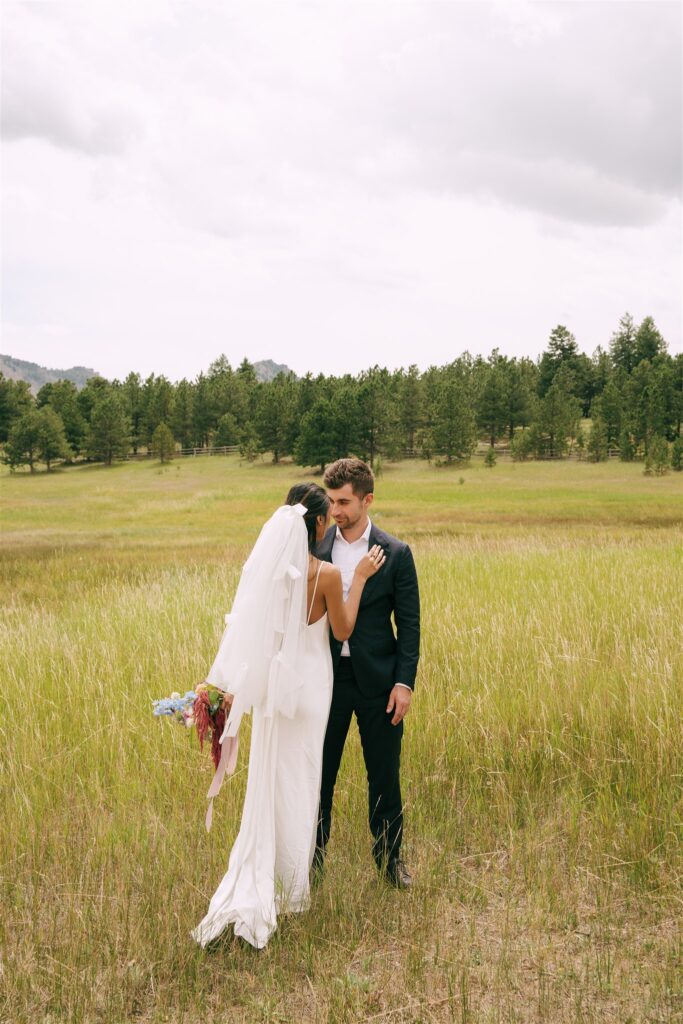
[285,483,330,552]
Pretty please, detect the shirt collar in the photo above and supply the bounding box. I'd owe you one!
[335,517,372,544]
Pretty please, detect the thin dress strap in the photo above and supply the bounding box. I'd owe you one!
[306,560,324,625]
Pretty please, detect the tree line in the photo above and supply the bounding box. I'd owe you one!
[1,314,681,474]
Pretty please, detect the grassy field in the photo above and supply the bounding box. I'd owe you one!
[1,455,682,1023]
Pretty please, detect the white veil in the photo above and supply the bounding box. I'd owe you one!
[203,501,310,830]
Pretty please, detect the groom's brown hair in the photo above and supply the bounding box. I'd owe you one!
[323,458,374,498]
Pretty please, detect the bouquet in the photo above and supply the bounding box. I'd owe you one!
[152,682,231,770]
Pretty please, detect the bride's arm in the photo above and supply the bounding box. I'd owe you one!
[324,545,386,641]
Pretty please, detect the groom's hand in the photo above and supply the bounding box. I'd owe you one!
[386,685,411,726]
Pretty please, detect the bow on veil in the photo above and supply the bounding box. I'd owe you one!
[203,502,310,831]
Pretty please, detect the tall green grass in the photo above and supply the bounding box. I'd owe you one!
[1,457,682,1022]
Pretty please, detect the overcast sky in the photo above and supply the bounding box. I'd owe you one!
[2,1,681,382]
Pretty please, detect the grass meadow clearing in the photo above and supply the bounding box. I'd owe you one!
[1,455,682,1024]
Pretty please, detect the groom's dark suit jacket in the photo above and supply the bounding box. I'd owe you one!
[315,521,420,695]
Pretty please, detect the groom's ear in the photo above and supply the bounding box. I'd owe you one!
[365,493,374,510]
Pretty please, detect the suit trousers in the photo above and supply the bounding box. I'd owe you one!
[316,655,404,868]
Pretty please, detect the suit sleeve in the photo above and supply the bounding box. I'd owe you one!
[394,543,420,689]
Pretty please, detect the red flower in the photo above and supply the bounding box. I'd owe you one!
[194,690,211,751]
[194,690,229,769]
[211,705,227,770]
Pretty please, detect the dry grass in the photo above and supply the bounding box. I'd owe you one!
[1,455,682,1022]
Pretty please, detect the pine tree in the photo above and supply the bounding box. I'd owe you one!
[538,325,593,413]
[618,428,637,462]
[192,373,214,448]
[484,445,497,468]
[590,378,622,447]
[590,344,612,396]
[37,379,86,455]
[239,425,261,462]
[121,372,144,453]
[327,379,360,459]
[623,359,676,447]
[296,372,319,421]
[77,375,111,426]
[214,412,239,448]
[427,365,477,463]
[509,426,535,461]
[673,353,683,437]
[141,375,175,448]
[86,394,131,465]
[609,313,638,375]
[294,400,336,474]
[0,374,34,443]
[574,424,587,458]
[671,436,682,471]
[236,358,260,426]
[356,367,395,467]
[398,365,423,454]
[504,359,536,439]
[535,367,582,457]
[151,422,175,462]
[477,352,508,447]
[587,417,609,462]
[635,316,667,365]
[208,356,244,426]
[643,435,669,476]
[255,373,298,462]
[171,379,195,449]
[538,325,579,396]
[37,406,72,470]
[3,409,43,471]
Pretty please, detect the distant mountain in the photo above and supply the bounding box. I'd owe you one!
[252,359,297,382]
[1,353,296,392]
[0,354,99,393]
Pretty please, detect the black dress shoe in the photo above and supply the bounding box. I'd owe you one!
[384,858,412,890]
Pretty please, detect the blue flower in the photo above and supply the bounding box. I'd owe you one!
[152,691,197,716]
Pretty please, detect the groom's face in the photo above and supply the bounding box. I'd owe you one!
[326,483,373,530]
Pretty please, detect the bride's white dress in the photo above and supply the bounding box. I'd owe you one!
[190,563,332,950]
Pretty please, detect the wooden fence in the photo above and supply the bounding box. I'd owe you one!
[469,446,622,460]
[126,444,623,462]
[405,447,622,460]
[125,445,240,460]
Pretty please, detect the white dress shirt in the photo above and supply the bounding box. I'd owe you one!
[332,518,372,656]
[331,517,411,691]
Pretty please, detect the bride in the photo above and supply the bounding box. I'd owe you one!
[190,482,386,949]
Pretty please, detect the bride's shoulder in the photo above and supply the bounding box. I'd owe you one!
[308,558,339,580]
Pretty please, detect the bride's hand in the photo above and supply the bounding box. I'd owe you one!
[196,680,233,708]
[354,544,387,580]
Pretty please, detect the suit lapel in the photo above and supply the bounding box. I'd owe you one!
[368,521,383,551]
[361,522,389,601]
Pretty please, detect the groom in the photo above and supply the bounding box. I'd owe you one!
[314,458,420,888]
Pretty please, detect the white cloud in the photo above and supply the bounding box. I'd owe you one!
[1,0,681,380]
[2,4,144,154]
